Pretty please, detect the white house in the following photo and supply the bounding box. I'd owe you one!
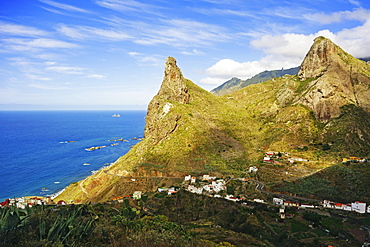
[191,177,196,183]
[158,187,168,192]
[168,187,179,195]
[225,195,239,201]
[133,191,142,200]
[249,166,258,173]
[263,157,271,162]
[184,175,191,181]
[187,185,203,194]
[202,175,210,181]
[352,201,366,213]
[273,198,284,205]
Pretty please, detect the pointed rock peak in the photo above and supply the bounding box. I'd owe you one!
[157,57,190,104]
[298,36,341,80]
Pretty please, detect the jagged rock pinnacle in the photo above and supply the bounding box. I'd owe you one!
[298,36,338,81]
[157,57,190,104]
[297,36,370,122]
[144,57,189,140]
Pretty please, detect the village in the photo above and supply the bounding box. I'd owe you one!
[2,151,369,219]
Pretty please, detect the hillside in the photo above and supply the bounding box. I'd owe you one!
[56,37,370,204]
[211,67,299,96]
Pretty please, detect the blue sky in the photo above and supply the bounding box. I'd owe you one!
[1,0,370,110]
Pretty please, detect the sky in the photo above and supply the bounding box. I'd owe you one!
[1,0,370,110]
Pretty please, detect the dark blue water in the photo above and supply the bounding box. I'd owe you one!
[0,110,146,201]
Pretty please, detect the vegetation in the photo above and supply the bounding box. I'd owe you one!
[274,161,370,203]
[5,190,370,246]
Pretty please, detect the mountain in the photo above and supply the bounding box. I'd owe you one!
[210,67,300,96]
[56,37,370,204]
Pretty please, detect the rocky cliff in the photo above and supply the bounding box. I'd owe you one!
[297,36,370,122]
[144,57,190,145]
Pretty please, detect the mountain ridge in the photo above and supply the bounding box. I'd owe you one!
[56,36,370,204]
[211,67,300,96]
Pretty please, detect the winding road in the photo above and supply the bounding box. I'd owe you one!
[248,179,321,202]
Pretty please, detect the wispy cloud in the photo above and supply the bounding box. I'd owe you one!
[134,19,230,47]
[87,74,106,79]
[56,24,132,41]
[26,74,52,81]
[96,0,163,16]
[191,8,256,18]
[181,49,205,55]
[39,0,93,14]
[28,83,71,90]
[303,7,370,24]
[127,51,163,66]
[0,22,48,37]
[46,66,86,74]
[3,38,79,52]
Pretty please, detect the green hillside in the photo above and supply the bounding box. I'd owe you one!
[56,37,370,204]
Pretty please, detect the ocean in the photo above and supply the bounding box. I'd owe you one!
[0,110,146,201]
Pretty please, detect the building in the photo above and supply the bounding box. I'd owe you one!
[273,198,284,205]
[157,187,168,192]
[167,187,180,195]
[352,201,366,213]
[133,191,142,200]
[249,166,258,173]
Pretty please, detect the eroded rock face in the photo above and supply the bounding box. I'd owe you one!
[157,57,190,104]
[144,57,189,142]
[296,37,370,122]
[298,36,338,81]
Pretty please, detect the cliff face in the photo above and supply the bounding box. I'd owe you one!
[144,57,190,144]
[297,36,370,122]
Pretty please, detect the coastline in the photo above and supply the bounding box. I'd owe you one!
[0,110,146,202]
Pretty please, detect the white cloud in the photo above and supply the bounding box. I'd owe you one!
[349,0,361,7]
[191,7,256,18]
[200,55,301,85]
[0,22,48,37]
[127,51,163,66]
[46,66,85,74]
[2,38,79,52]
[26,74,52,81]
[28,83,70,90]
[134,19,230,47]
[250,32,326,58]
[303,7,370,24]
[96,0,162,15]
[56,24,132,41]
[181,49,205,55]
[39,0,93,14]
[87,74,106,79]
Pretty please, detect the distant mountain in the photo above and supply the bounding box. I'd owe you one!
[57,37,370,204]
[359,57,370,62]
[210,67,300,96]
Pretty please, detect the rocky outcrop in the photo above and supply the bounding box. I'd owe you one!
[157,57,190,104]
[144,57,190,143]
[297,36,370,122]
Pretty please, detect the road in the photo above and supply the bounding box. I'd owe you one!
[103,170,183,179]
[248,179,321,202]
[103,170,320,202]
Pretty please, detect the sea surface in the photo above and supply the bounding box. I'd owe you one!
[0,110,146,201]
